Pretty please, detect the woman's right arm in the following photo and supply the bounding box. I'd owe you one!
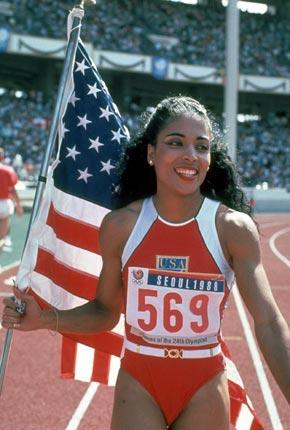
[2,210,124,335]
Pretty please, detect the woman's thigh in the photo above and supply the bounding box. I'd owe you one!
[172,370,230,430]
[111,368,167,430]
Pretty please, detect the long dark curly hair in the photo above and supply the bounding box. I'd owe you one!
[115,96,253,217]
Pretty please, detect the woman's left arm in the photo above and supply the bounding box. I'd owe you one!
[223,211,290,403]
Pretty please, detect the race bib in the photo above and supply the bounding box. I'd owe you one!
[126,267,225,343]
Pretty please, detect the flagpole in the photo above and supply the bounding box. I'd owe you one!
[26,0,95,243]
[0,0,96,397]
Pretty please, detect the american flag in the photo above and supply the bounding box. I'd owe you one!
[222,340,263,429]
[16,28,263,429]
[16,39,126,384]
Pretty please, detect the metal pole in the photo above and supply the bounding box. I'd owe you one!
[0,1,92,397]
[224,0,240,163]
[25,7,83,244]
[0,331,13,394]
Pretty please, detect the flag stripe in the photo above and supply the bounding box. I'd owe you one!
[61,337,119,385]
[221,340,264,430]
[47,203,100,253]
[37,225,102,276]
[75,343,95,381]
[30,272,87,309]
[53,186,110,228]
[61,316,125,385]
[35,247,99,300]
[67,331,123,357]
[90,350,111,384]
[61,336,77,379]
[224,356,244,387]
[236,404,254,430]
[28,288,124,356]
[107,354,121,386]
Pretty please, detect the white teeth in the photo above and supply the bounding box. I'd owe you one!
[176,168,197,177]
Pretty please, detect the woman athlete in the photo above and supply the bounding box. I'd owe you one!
[2,96,290,429]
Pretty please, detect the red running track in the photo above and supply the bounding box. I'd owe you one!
[0,213,289,430]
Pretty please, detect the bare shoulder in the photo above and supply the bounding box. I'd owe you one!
[101,199,143,232]
[217,204,258,235]
[100,200,143,256]
[216,205,260,259]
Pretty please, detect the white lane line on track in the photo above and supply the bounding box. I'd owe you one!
[65,382,100,430]
[0,261,20,274]
[232,286,283,430]
[0,292,13,297]
[259,221,290,228]
[269,227,290,268]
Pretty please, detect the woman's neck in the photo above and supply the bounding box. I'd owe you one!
[152,192,204,223]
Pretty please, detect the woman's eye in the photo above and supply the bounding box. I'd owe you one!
[167,140,182,146]
[196,143,210,152]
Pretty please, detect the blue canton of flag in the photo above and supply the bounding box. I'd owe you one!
[54,42,130,208]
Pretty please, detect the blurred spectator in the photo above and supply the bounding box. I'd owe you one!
[2,0,290,78]
[0,90,53,181]
[0,89,289,189]
[2,0,290,188]
[237,113,290,188]
[0,147,23,254]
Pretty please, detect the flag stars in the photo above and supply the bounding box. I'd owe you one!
[111,127,126,144]
[60,122,69,140]
[69,91,80,107]
[89,137,104,153]
[75,59,90,75]
[87,83,101,98]
[77,114,92,130]
[77,167,93,183]
[99,105,114,122]
[100,159,115,175]
[66,145,81,161]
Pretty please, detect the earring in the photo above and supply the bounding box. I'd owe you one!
[148,160,153,166]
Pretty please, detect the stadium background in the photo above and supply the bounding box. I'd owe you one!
[0,0,290,200]
[0,1,290,429]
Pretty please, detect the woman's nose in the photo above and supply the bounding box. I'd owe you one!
[182,145,197,160]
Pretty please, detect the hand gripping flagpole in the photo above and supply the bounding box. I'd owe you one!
[0,0,96,397]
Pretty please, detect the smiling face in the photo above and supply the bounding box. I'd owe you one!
[147,114,211,198]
